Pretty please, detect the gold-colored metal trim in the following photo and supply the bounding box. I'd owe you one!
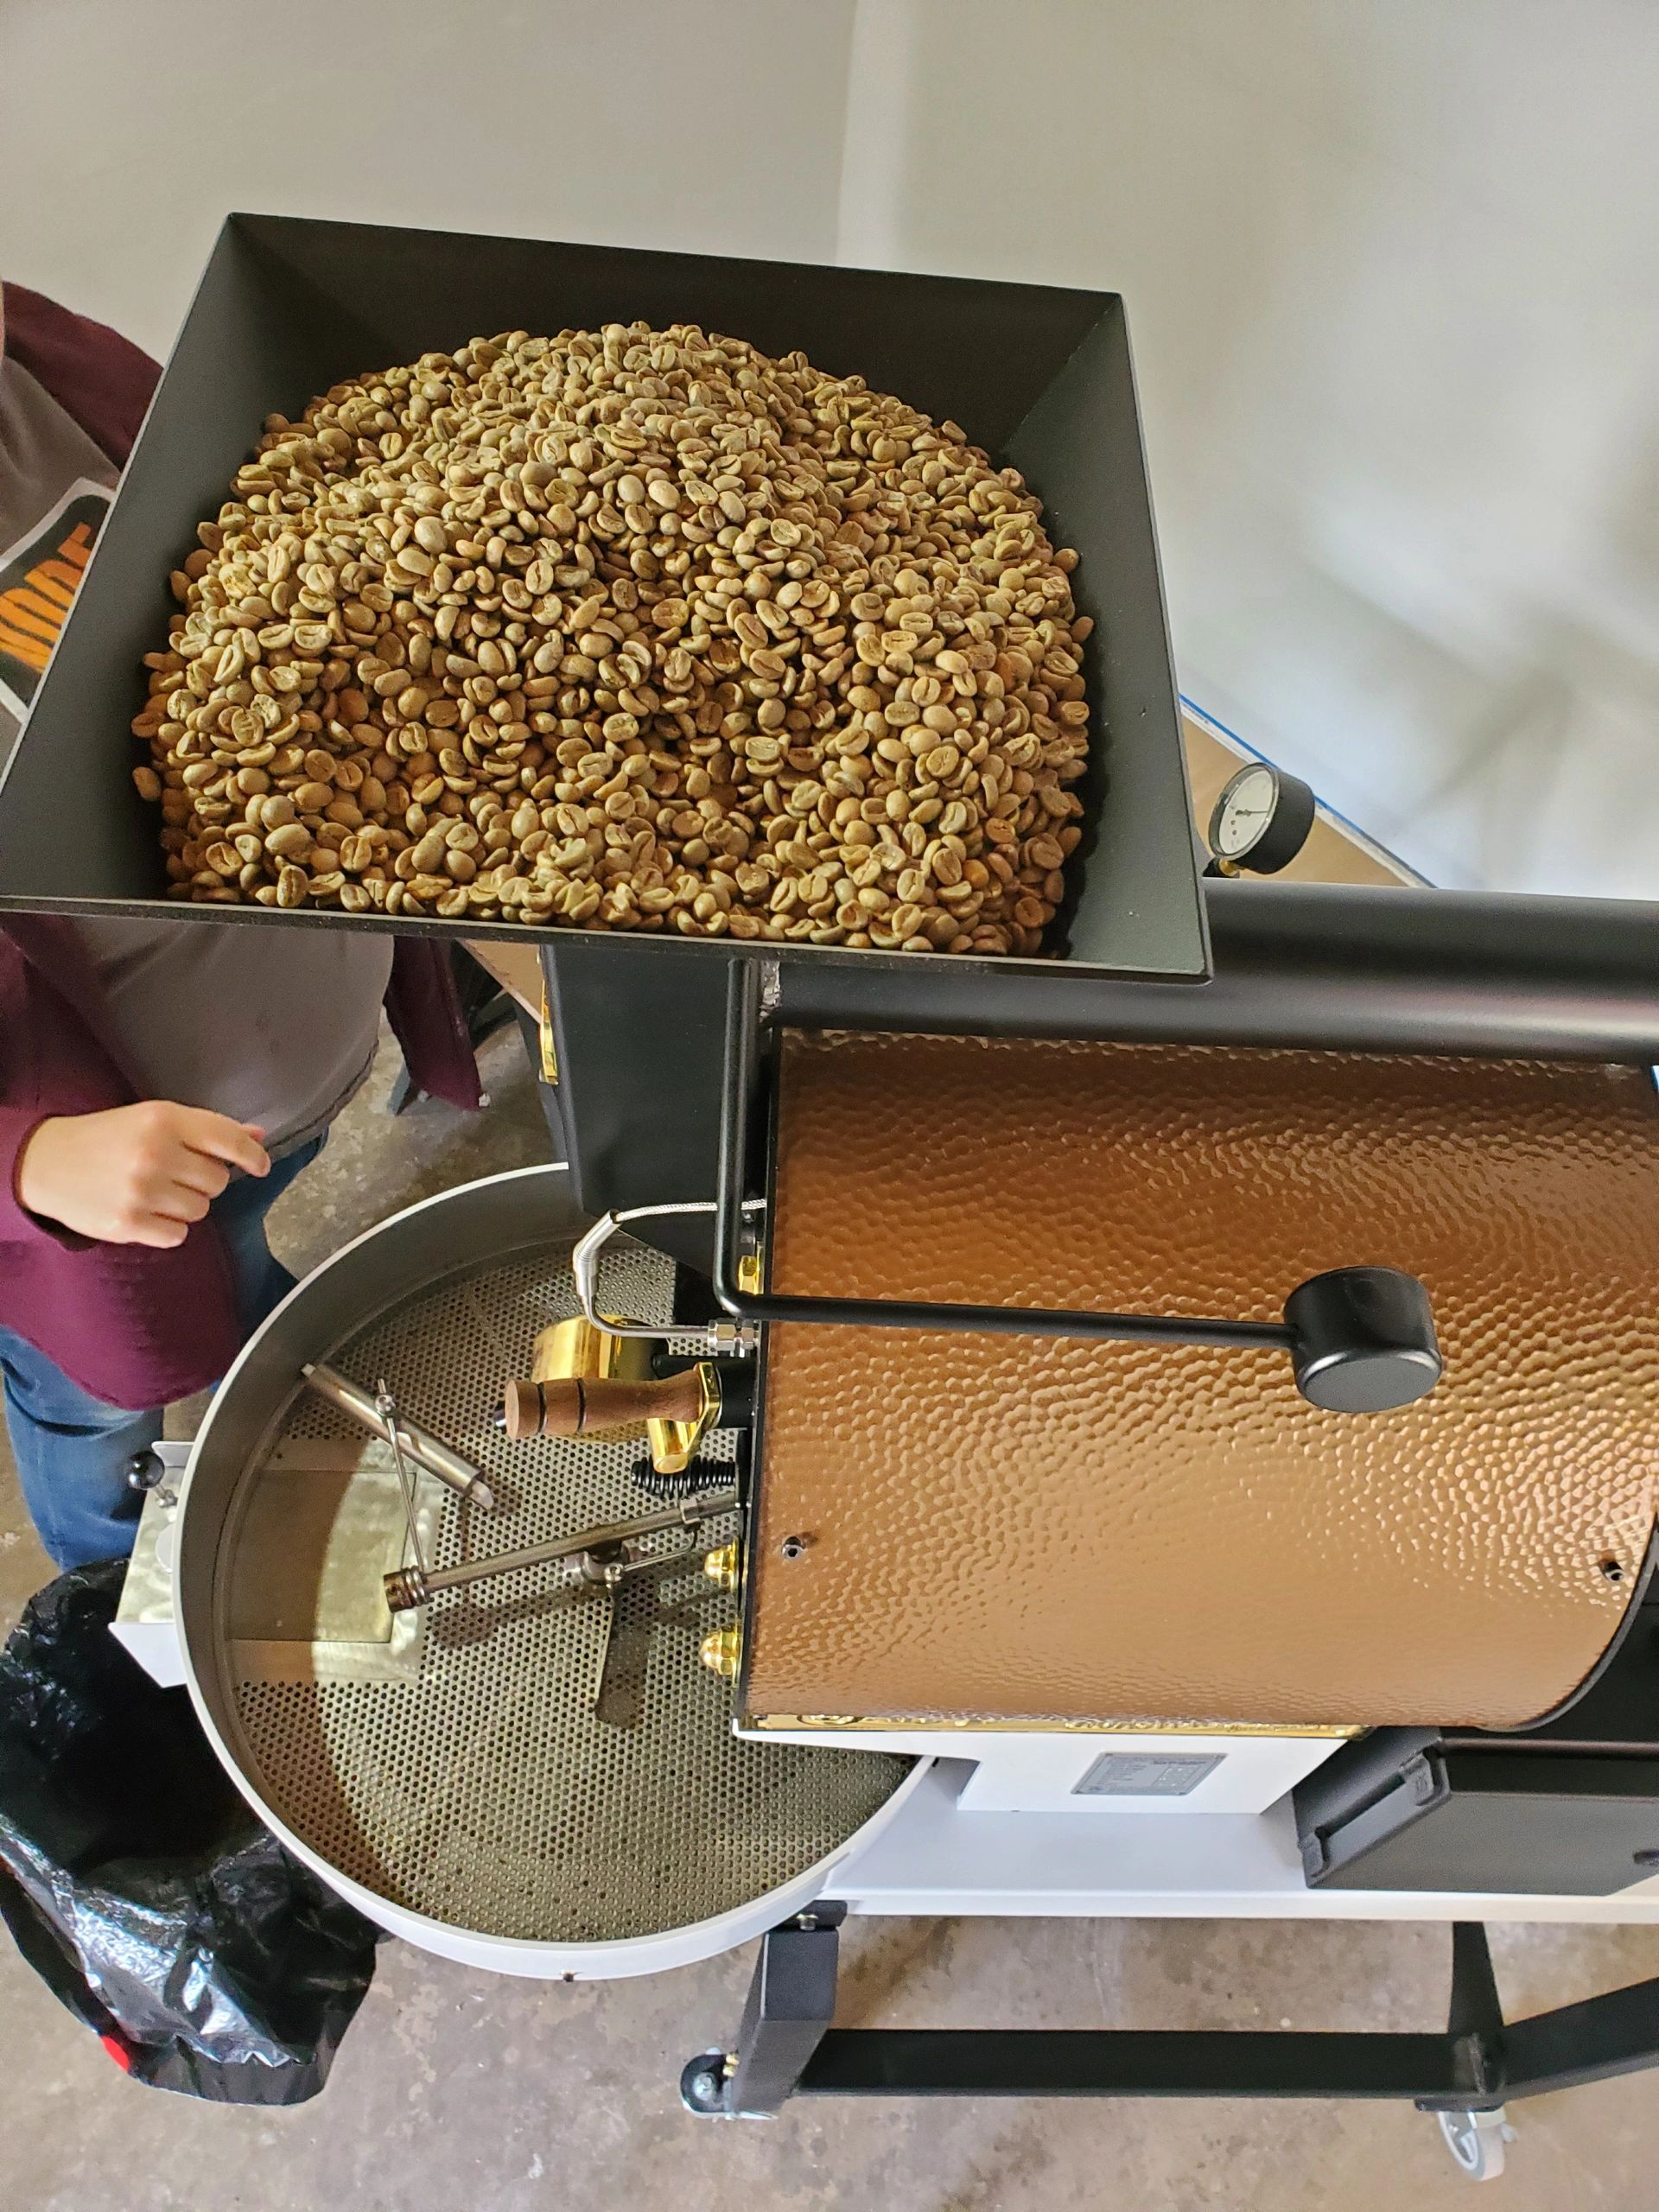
[648,1362,721,1476]
[537,986,559,1084]
[530,1315,724,1478]
[743,1713,1360,1739]
[531,1317,652,1440]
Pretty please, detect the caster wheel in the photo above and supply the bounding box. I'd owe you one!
[680,2050,734,2118]
[1437,2105,1515,2181]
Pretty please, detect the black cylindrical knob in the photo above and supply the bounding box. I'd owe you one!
[1284,1267,1441,1414]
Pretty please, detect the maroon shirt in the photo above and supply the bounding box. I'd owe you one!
[0,286,480,1409]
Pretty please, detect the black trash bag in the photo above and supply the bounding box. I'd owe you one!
[0,1560,378,2104]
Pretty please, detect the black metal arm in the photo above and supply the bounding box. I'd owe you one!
[709,959,1442,1413]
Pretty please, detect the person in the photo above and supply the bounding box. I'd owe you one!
[0,281,481,1571]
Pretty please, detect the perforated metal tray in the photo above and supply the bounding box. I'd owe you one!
[177,1166,912,1961]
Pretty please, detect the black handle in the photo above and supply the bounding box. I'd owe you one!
[125,1447,168,1493]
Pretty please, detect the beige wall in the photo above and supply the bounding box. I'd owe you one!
[4,0,1654,896]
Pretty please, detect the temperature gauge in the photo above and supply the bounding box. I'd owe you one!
[1206,760,1317,875]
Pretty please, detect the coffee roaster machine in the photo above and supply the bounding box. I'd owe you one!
[7,219,1659,2172]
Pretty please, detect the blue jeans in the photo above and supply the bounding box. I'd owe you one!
[0,1138,322,1572]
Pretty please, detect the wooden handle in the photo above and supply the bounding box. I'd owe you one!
[500,1367,709,1441]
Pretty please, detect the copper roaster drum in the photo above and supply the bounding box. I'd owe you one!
[745,1034,1659,1735]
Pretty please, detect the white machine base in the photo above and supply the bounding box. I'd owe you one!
[747,1720,1339,1817]
[109,1444,188,1690]
[833,1760,1659,1926]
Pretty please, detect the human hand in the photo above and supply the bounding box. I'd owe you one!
[16,1102,270,1249]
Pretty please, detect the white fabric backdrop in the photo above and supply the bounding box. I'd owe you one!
[3,0,1653,893]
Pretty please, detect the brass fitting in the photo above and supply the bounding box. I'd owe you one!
[384,1565,429,1615]
[647,1360,722,1477]
[702,1541,741,1592]
[700,1625,742,1680]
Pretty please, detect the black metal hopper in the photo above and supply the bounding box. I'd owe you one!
[0,213,1208,985]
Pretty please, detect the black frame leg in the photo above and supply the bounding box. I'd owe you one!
[1501,1967,1659,2100]
[1414,1922,1505,2114]
[679,1916,1659,2118]
[681,1904,845,2120]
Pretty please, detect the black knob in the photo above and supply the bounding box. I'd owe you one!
[1284,1267,1441,1414]
[125,1447,167,1493]
[1632,1847,1659,1870]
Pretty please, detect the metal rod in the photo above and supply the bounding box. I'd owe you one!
[302,1362,494,1508]
[376,1379,428,1580]
[728,1287,1294,1349]
[385,1490,739,1611]
[571,1203,764,1346]
[710,958,1294,1351]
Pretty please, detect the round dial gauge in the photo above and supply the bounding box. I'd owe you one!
[1212,763,1279,857]
[1206,761,1318,874]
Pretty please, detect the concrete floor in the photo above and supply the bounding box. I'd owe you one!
[4,1025,1659,2208]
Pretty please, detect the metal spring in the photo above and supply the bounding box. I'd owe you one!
[629,1455,733,1502]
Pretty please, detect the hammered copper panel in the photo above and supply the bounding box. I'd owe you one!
[747,1034,1659,1731]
